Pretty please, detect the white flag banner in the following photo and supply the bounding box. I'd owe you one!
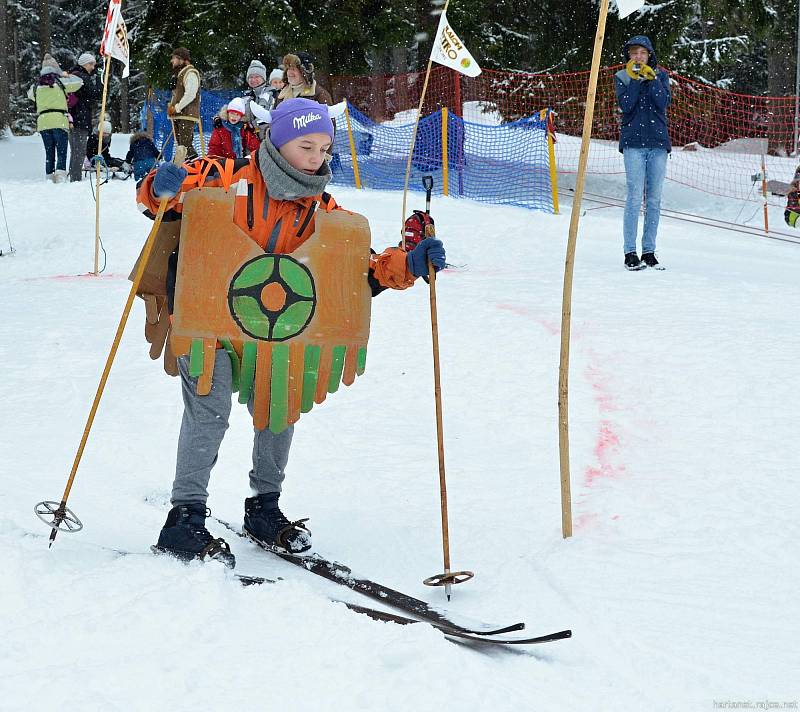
[430,11,481,78]
[100,0,130,78]
[616,0,646,19]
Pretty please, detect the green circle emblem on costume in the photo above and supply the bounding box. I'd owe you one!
[228,255,316,341]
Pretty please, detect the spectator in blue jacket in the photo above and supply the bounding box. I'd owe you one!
[614,35,671,270]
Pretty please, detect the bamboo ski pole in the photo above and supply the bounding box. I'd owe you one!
[398,1,476,600]
[558,0,611,539]
[37,146,188,547]
[197,119,205,157]
[155,121,176,164]
[426,261,455,599]
[398,2,473,594]
[93,54,112,275]
[417,178,473,599]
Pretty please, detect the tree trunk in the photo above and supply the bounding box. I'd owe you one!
[120,76,129,132]
[38,0,50,58]
[767,37,794,96]
[315,44,331,99]
[767,34,795,155]
[368,46,387,122]
[12,21,18,89]
[146,87,154,137]
[0,0,9,131]
[390,47,407,74]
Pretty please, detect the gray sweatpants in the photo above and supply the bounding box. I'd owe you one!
[172,348,294,506]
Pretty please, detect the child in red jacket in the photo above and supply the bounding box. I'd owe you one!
[207,97,260,159]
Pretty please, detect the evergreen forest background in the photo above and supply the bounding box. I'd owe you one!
[0,0,796,133]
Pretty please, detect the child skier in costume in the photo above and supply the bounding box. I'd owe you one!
[207,97,260,159]
[137,98,445,567]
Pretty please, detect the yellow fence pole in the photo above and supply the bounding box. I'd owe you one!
[442,107,449,197]
[543,109,560,214]
[344,104,362,190]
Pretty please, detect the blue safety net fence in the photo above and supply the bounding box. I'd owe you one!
[142,92,554,212]
[330,104,553,211]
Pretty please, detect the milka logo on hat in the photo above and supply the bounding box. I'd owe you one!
[293,112,322,129]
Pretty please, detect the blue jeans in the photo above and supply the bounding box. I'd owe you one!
[40,128,69,175]
[623,147,668,255]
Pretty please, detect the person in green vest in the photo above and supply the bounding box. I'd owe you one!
[27,54,83,182]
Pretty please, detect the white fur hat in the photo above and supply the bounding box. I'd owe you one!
[227,97,247,115]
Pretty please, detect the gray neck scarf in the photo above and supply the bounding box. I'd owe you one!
[257,138,331,201]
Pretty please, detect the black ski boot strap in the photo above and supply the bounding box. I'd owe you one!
[198,537,233,561]
[275,518,310,550]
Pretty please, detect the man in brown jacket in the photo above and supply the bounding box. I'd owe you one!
[274,51,332,108]
[167,47,201,159]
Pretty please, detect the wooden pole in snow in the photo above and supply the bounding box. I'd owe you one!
[93,53,112,275]
[558,0,611,539]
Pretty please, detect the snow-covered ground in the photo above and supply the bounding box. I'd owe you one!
[1,133,799,711]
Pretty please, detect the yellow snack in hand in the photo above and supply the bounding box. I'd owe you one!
[639,63,656,81]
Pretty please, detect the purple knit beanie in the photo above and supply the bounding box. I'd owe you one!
[269,98,334,148]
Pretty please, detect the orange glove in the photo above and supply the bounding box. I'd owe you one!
[167,104,177,117]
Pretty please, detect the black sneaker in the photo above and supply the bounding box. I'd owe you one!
[624,252,644,270]
[641,252,664,269]
[244,493,311,553]
[153,503,235,568]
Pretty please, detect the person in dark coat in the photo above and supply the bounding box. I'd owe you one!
[125,132,161,182]
[68,52,102,182]
[87,117,125,170]
[614,35,671,270]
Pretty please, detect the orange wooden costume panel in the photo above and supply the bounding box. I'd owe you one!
[166,188,372,431]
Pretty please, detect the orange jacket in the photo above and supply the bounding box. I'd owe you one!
[136,155,415,292]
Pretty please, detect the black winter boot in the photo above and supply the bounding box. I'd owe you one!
[641,252,664,269]
[624,252,644,270]
[243,493,311,553]
[154,503,235,568]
